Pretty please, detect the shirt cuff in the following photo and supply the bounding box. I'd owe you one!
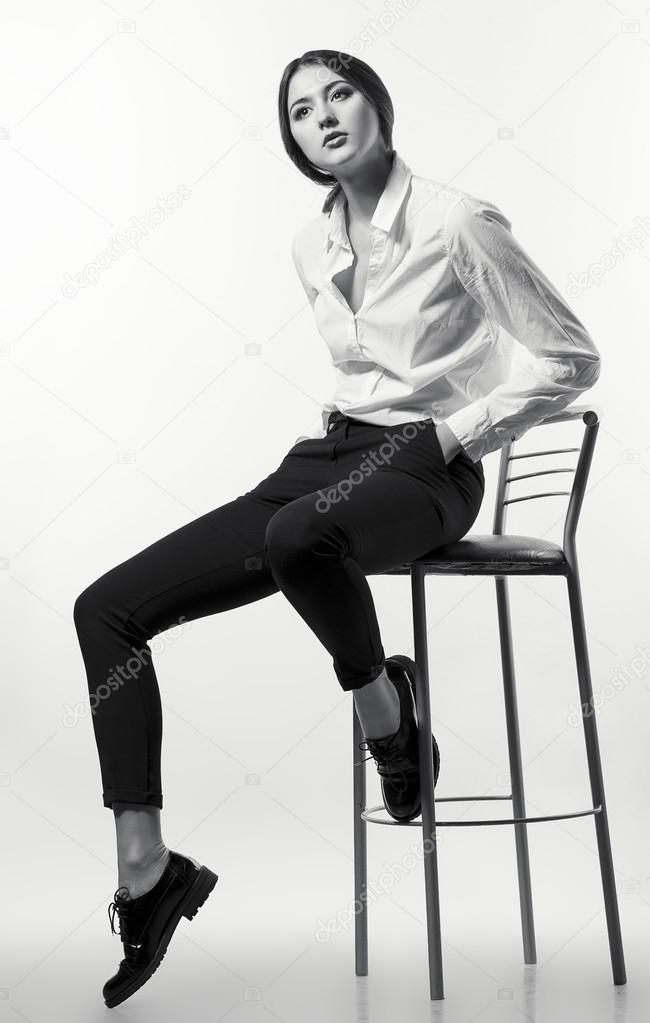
[434,419,464,461]
[442,408,494,463]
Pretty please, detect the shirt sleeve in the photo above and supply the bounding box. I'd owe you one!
[290,231,336,440]
[441,197,602,463]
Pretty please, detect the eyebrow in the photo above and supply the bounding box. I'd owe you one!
[289,79,350,113]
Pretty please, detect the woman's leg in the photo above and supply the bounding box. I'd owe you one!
[264,417,485,722]
[73,421,348,890]
[73,417,483,889]
[73,490,290,892]
[73,493,284,812]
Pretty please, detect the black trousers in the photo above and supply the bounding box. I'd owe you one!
[73,411,485,810]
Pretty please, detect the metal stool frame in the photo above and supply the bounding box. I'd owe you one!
[353,405,627,999]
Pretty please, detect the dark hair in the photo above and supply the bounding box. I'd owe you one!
[278,49,394,214]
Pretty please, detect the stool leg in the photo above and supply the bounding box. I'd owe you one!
[495,575,537,964]
[353,704,368,975]
[412,566,444,1000]
[566,566,627,985]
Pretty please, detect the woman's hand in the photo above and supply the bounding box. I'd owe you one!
[435,420,463,465]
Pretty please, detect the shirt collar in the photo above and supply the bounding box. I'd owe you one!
[326,149,412,250]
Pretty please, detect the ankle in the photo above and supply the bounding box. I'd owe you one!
[118,845,170,898]
[120,841,170,873]
[353,671,401,739]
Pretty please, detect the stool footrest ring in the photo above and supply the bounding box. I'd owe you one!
[360,797,602,827]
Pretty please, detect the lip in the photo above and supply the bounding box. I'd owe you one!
[322,132,347,147]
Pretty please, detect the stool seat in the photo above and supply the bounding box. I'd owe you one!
[399,533,567,575]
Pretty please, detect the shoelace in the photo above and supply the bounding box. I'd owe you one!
[107,887,143,969]
[355,737,417,794]
[107,886,132,938]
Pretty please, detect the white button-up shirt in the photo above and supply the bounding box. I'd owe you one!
[291,150,601,463]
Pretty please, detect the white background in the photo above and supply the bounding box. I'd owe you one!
[1,1,648,1019]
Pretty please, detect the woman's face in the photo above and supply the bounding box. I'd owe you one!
[287,63,384,174]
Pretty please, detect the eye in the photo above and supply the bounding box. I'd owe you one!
[293,87,352,120]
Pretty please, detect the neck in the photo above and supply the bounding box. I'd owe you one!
[335,147,394,224]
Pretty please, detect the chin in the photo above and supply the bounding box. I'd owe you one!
[319,143,357,163]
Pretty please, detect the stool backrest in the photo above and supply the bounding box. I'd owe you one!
[492,405,600,560]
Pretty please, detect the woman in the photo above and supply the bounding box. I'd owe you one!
[73,49,601,1007]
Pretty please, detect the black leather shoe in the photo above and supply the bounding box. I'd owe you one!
[103,849,218,1008]
[356,655,440,822]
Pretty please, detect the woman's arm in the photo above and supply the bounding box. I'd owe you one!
[439,197,601,464]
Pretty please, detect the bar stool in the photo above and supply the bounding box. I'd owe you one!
[355,405,627,1000]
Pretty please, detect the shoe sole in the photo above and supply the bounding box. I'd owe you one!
[104,863,219,1008]
[385,654,441,821]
